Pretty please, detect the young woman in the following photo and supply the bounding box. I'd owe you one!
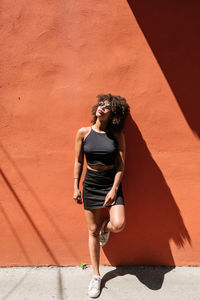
[73,93,130,298]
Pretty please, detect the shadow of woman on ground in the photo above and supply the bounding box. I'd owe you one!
[101,265,174,290]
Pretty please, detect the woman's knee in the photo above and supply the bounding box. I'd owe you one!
[111,219,125,232]
[88,224,100,237]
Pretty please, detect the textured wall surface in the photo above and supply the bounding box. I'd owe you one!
[0,0,199,266]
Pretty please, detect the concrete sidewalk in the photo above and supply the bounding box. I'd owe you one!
[0,266,199,300]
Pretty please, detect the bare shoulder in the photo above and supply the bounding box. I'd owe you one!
[76,126,91,140]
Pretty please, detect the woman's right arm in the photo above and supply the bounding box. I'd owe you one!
[73,128,85,204]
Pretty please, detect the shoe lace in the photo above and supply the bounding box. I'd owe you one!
[100,232,108,241]
[101,238,105,244]
[89,277,100,290]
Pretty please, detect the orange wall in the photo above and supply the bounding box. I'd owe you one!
[0,0,199,266]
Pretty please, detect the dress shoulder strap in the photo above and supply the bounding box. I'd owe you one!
[83,126,92,142]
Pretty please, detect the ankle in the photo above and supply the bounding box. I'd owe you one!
[93,272,100,276]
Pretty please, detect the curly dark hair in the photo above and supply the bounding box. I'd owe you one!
[91,93,130,132]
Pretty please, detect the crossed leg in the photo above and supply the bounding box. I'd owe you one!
[106,204,125,233]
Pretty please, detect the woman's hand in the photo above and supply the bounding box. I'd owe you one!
[103,188,117,207]
[73,188,82,204]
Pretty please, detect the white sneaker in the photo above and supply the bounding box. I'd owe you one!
[88,275,101,298]
[100,219,110,247]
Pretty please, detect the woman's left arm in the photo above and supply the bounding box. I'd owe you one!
[104,131,125,206]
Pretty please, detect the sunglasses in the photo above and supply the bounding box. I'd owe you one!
[98,101,111,110]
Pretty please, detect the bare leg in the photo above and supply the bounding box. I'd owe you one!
[85,209,102,275]
[104,204,125,233]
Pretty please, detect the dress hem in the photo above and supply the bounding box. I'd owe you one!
[84,202,125,211]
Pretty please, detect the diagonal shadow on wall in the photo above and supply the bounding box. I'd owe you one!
[0,203,32,264]
[0,142,79,263]
[0,168,59,265]
[103,115,191,274]
[0,169,65,299]
[127,0,200,138]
